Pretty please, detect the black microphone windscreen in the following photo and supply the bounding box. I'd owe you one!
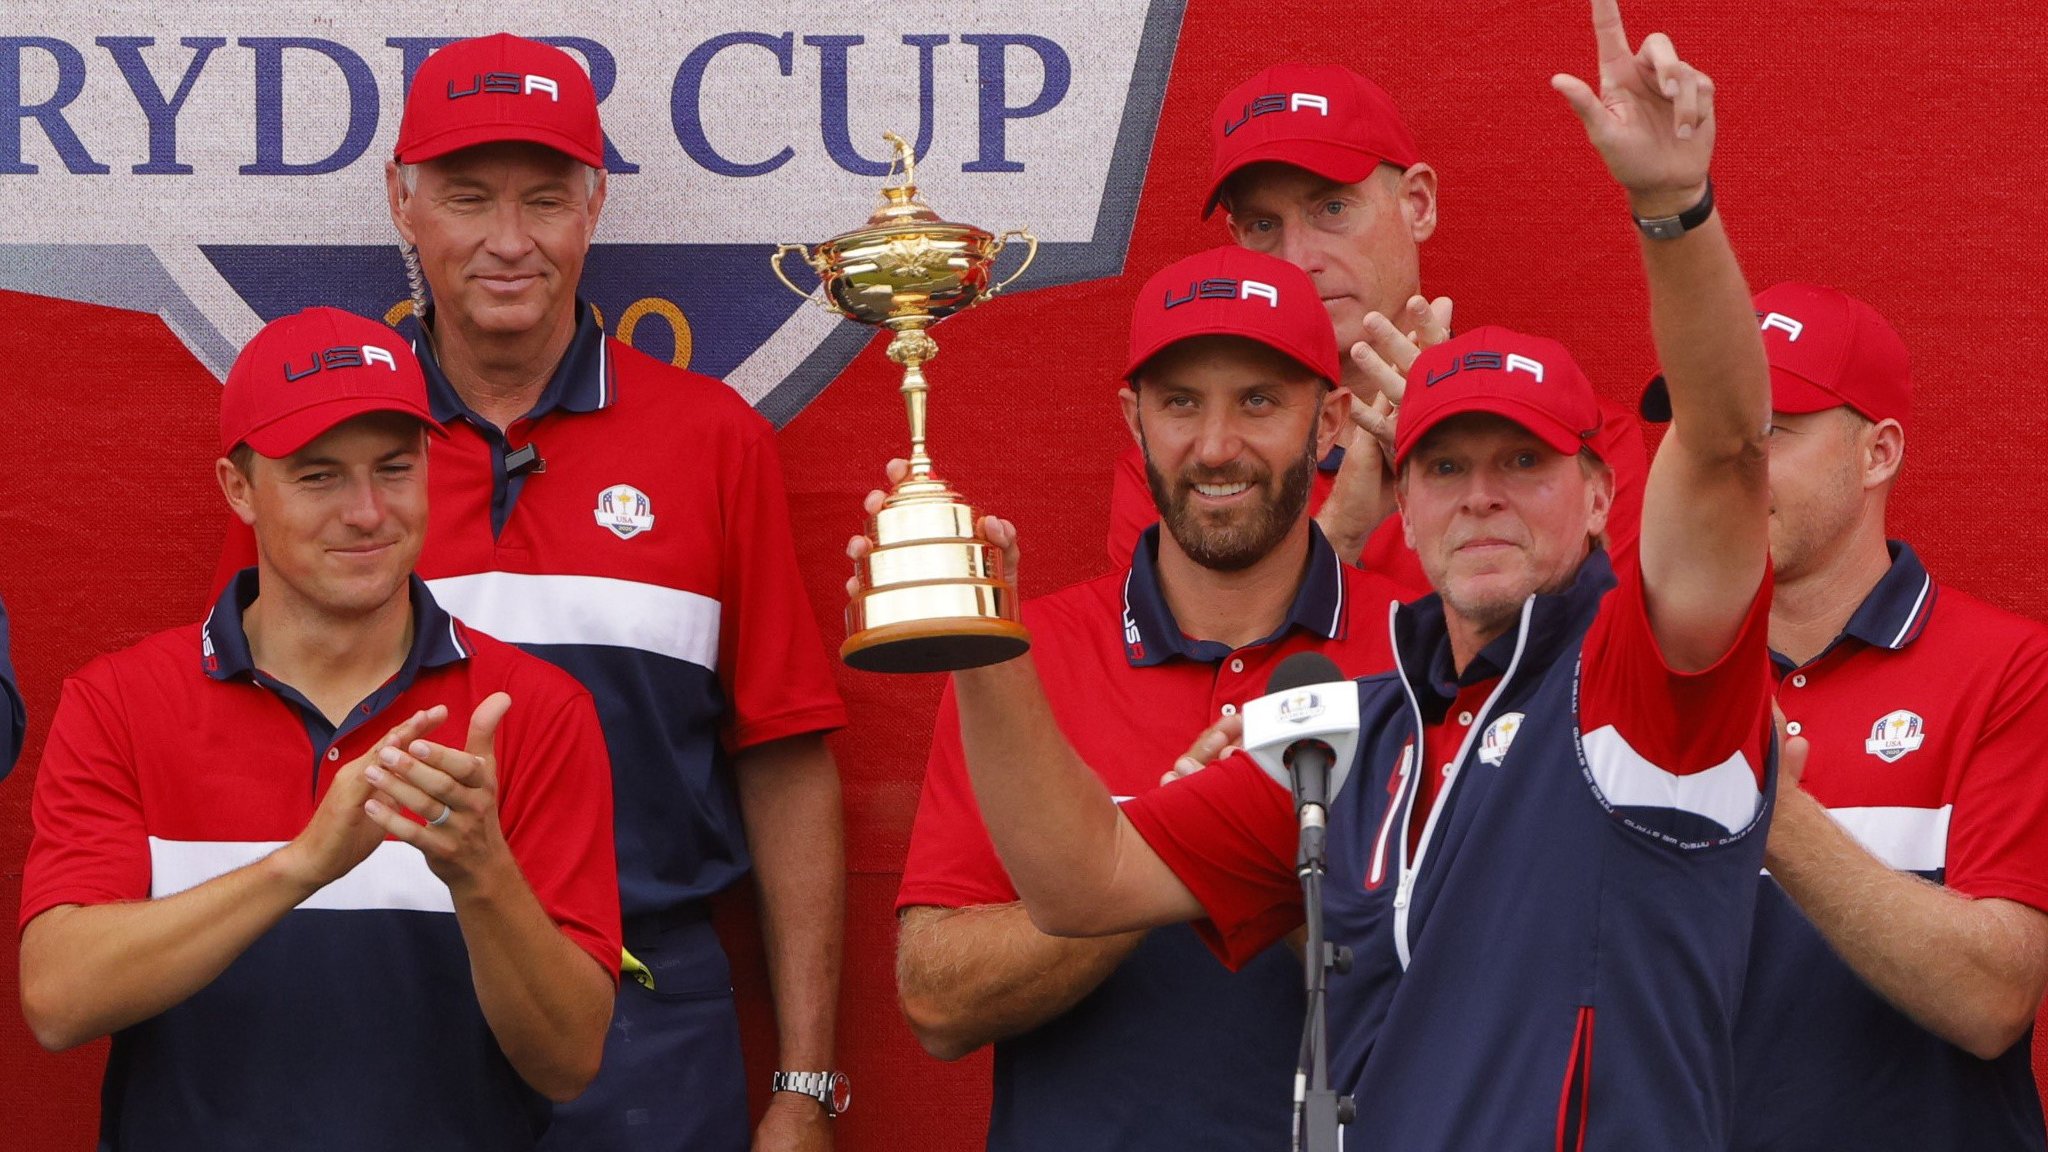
[1266,651,1344,696]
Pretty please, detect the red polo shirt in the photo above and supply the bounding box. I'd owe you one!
[216,302,846,920]
[896,523,1404,1152]
[1734,541,2048,1150]
[21,572,619,1150]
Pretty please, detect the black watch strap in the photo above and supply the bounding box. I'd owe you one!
[1632,179,1714,240]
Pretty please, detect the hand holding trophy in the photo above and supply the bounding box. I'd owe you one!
[773,133,1037,673]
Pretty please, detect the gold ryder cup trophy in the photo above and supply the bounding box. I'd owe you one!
[772,133,1038,673]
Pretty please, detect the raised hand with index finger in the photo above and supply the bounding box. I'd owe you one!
[1550,0,1715,219]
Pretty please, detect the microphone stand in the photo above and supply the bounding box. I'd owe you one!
[1292,748,1353,1152]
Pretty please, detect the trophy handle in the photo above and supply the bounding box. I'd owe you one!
[770,243,837,311]
[984,230,1039,299]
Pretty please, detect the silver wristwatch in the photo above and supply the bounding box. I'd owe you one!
[771,1070,851,1117]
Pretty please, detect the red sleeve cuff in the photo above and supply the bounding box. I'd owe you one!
[1121,758,1302,971]
[727,702,850,753]
[894,874,1019,912]
[1944,873,2048,919]
[1187,903,1308,971]
[565,927,623,985]
[18,890,114,931]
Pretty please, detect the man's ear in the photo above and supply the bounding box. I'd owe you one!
[1317,386,1353,461]
[1120,386,1145,449]
[585,170,608,240]
[217,457,257,527]
[385,161,417,247]
[1584,457,1615,540]
[1864,418,1905,491]
[1397,162,1438,245]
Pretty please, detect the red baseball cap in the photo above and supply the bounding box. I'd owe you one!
[1203,63,1421,219]
[221,308,442,457]
[395,34,604,168]
[1125,247,1341,384]
[1394,326,1603,466]
[1639,283,1911,430]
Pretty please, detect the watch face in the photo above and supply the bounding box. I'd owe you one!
[829,1072,852,1115]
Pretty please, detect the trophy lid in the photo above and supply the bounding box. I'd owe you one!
[798,131,1018,327]
[851,132,973,236]
[865,184,945,228]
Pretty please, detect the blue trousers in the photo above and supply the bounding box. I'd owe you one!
[542,915,750,1152]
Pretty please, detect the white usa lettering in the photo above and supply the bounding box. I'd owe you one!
[1504,353,1545,382]
[1760,312,1804,341]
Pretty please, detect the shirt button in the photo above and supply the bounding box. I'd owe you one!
[1229,658,1245,673]
[326,748,340,762]
[1785,721,1803,737]
[1790,674,1807,688]
[1220,704,1237,716]
[1457,710,1473,726]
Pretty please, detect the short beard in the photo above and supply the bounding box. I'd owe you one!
[1143,420,1318,572]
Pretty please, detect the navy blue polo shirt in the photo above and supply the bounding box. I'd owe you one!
[1129,552,1778,1149]
[1736,542,2048,1150]
[901,525,1406,1152]
[21,572,619,1151]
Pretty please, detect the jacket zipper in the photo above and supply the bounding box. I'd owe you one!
[1385,598,1536,968]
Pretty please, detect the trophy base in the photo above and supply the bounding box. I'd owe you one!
[841,616,1031,674]
[843,479,1028,675]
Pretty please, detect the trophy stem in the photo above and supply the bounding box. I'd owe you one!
[886,325,944,491]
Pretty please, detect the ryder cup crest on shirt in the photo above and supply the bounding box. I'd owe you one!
[594,483,655,539]
[1477,712,1524,767]
[1863,708,1927,762]
[1,4,1184,427]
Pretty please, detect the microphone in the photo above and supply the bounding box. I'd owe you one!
[1240,652,1360,867]
[1244,652,1362,1152]
[505,442,545,476]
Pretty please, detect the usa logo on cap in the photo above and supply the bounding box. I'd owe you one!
[1394,326,1602,467]
[1125,246,1340,384]
[1204,63,1422,218]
